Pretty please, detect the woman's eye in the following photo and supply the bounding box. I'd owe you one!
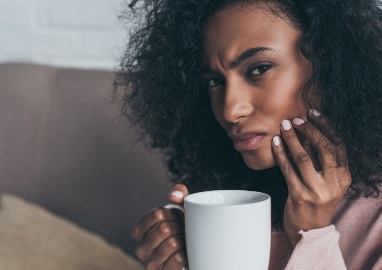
[207,78,225,87]
[248,63,273,76]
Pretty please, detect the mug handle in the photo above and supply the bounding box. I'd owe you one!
[164,204,188,270]
[164,203,184,212]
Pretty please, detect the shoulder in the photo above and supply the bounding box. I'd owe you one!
[334,194,382,223]
[333,195,382,269]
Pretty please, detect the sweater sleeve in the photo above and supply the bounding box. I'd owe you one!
[284,225,346,270]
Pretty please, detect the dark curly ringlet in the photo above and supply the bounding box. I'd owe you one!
[115,0,382,228]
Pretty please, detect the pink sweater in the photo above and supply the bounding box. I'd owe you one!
[269,195,382,270]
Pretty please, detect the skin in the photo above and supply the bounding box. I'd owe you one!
[131,5,351,270]
[202,6,312,170]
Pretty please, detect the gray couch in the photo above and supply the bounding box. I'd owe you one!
[0,63,172,256]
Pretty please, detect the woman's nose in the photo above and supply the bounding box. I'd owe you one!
[222,82,254,123]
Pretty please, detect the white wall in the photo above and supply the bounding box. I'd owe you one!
[0,0,128,70]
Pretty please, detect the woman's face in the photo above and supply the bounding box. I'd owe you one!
[202,5,312,170]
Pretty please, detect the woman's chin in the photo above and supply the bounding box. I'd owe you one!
[241,154,278,171]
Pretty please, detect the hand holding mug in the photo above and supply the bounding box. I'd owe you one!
[131,184,189,270]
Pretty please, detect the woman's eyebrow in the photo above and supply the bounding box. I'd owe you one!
[229,47,275,69]
[201,47,275,74]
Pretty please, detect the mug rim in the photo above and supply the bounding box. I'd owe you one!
[184,190,270,206]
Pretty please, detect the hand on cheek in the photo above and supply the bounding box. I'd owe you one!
[272,110,351,247]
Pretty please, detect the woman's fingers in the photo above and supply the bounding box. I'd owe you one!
[292,118,337,174]
[275,119,318,190]
[144,235,186,269]
[278,112,351,197]
[300,138,321,171]
[307,111,351,190]
[136,220,185,262]
[308,110,348,168]
[132,184,189,269]
[160,249,188,270]
[131,207,182,243]
[168,184,189,204]
[308,109,342,145]
[272,135,309,194]
[292,114,348,178]
[273,115,347,192]
[276,112,352,247]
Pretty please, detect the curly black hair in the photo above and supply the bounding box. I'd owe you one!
[115,0,382,228]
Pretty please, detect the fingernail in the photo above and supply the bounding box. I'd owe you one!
[170,191,184,199]
[273,136,281,146]
[293,118,305,125]
[281,120,292,130]
[309,109,321,117]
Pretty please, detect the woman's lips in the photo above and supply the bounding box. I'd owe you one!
[231,134,266,151]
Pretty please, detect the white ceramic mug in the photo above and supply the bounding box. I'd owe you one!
[165,190,271,270]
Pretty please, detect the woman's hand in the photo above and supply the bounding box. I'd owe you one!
[272,109,352,247]
[131,184,189,270]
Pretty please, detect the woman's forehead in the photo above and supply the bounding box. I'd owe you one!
[202,6,301,66]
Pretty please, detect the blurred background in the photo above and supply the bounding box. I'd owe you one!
[0,0,127,69]
[0,0,170,258]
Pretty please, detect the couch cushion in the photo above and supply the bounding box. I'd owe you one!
[0,193,145,270]
[0,63,172,255]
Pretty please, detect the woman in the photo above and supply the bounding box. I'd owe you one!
[115,0,382,269]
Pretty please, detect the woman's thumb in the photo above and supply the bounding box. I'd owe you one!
[168,184,189,204]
